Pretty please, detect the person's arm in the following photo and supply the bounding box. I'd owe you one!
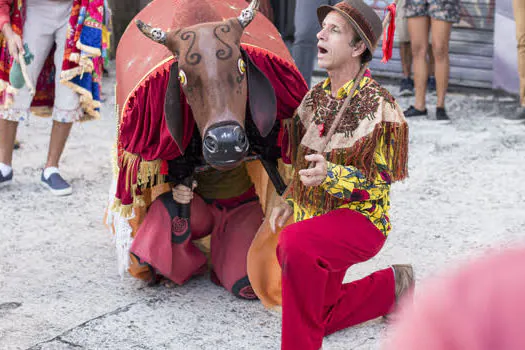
[0,0,23,62]
[0,0,12,34]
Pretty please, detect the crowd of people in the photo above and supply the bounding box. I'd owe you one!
[281,0,524,124]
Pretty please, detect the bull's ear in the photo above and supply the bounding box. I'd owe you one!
[241,48,276,137]
[164,61,185,153]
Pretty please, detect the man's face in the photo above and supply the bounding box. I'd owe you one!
[316,11,362,70]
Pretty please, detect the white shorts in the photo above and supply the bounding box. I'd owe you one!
[0,0,81,123]
[395,0,410,43]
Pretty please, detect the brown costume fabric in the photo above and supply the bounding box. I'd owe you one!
[116,0,293,123]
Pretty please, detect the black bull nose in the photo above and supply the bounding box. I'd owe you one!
[202,122,250,167]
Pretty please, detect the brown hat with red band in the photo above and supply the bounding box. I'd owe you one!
[317,0,382,60]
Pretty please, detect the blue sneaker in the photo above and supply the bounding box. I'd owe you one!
[399,77,414,96]
[41,170,72,196]
[504,107,525,124]
[0,169,13,187]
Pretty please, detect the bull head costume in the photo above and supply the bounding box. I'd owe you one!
[136,0,277,170]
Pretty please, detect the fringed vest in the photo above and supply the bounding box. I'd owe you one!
[287,79,409,213]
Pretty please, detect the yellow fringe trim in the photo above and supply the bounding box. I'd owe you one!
[110,198,134,218]
[76,40,102,57]
[137,159,163,186]
[59,79,100,121]
[60,65,94,82]
[111,150,166,217]
[30,106,52,118]
[115,150,167,217]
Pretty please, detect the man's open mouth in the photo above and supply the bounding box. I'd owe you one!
[318,47,328,54]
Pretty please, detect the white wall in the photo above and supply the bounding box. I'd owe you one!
[493,0,519,94]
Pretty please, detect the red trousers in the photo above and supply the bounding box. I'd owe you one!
[131,187,263,299]
[276,209,395,350]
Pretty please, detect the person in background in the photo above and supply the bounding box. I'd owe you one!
[0,0,104,194]
[403,0,460,122]
[291,0,337,87]
[397,0,436,96]
[505,0,525,124]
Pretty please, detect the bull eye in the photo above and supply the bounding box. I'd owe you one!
[238,58,246,75]
[178,70,187,87]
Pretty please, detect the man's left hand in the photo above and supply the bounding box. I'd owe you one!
[298,154,327,187]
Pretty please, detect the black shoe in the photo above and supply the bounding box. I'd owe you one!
[428,76,436,94]
[504,107,525,124]
[399,78,414,96]
[404,105,427,118]
[436,107,450,123]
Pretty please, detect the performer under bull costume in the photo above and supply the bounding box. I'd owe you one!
[107,0,307,299]
[249,0,414,348]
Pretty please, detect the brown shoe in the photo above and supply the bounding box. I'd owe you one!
[393,264,415,302]
[384,264,415,322]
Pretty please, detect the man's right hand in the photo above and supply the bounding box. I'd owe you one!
[172,181,197,204]
[2,24,23,62]
[269,200,293,234]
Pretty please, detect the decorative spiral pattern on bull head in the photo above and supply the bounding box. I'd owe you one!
[238,0,259,28]
[180,31,201,65]
[213,24,233,60]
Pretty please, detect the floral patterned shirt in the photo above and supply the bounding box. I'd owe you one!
[286,75,403,236]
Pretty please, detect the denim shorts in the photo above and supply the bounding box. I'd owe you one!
[405,0,461,23]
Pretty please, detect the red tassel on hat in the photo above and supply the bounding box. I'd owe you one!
[382,3,397,63]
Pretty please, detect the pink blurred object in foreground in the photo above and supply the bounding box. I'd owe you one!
[383,245,525,350]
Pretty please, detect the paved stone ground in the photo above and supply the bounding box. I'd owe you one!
[1,68,524,350]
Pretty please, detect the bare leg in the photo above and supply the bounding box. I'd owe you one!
[400,42,412,78]
[430,18,453,108]
[408,16,430,110]
[45,121,73,168]
[0,119,19,166]
[513,0,525,107]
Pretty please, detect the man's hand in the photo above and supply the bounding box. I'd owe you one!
[298,154,328,187]
[2,24,23,63]
[172,180,197,204]
[269,201,293,233]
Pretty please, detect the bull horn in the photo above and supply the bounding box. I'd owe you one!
[238,0,259,28]
[136,20,167,45]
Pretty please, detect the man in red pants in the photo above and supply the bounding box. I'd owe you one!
[270,1,414,349]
